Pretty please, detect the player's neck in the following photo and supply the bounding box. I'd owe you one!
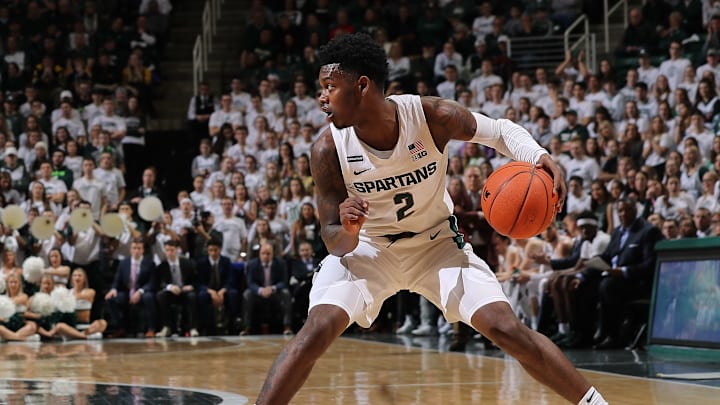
[353,99,398,151]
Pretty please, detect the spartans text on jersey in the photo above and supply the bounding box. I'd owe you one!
[352,161,438,193]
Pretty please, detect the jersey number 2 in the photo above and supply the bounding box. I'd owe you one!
[394,192,415,221]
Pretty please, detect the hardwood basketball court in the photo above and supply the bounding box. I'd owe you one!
[0,335,717,404]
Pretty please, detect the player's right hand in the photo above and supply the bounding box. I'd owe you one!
[339,197,368,235]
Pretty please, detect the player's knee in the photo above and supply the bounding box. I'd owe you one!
[298,307,348,355]
[473,303,524,346]
[486,318,525,347]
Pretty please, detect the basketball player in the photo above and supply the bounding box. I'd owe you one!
[254,33,608,405]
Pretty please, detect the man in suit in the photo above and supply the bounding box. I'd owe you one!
[155,240,199,337]
[196,239,239,335]
[242,242,292,335]
[105,238,157,337]
[577,198,664,349]
[128,166,166,207]
[290,241,320,328]
[455,165,496,265]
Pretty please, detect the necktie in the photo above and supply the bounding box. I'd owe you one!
[130,261,139,295]
[263,263,271,287]
[612,228,630,268]
[172,263,182,286]
[209,260,220,289]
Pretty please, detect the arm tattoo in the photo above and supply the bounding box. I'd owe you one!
[423,97,476,146]
[310,132,348,245]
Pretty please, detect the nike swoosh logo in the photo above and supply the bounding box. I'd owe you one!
[586,389,595,403]
[353,168,371,175]
[429,230,441,240]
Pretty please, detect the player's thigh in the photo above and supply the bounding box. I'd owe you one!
[412,243,508,325]
[309,254,396,328]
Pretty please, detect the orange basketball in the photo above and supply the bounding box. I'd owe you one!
[481,161,558,239]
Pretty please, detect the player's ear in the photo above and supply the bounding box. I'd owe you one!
[358,76,369,94]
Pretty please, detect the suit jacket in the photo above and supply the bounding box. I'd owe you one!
[130,186,166,207]
[551,237,583,270]
[290,256,319,281]
[454,189,493,244]
[195,255,232,292]
[113,257,155,293]
[598,217,664,285]
[156,257,197,290]
[246,257,288,295]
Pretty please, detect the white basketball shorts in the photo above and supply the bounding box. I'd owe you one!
[308,217,509,328]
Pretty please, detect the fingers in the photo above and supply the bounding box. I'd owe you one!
[340,198,369,221]
[536,157,566,213]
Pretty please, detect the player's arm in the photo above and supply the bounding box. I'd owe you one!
[421,96,566,211]
[310,129,367,256]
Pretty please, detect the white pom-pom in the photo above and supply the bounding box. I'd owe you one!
[50,287,76,313]
[0,277,6,294]
[22,257,45,284]
[30,292,54,316]
[0,295,16,319]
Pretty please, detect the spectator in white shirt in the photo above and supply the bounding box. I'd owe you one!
[93,152,126,211]
[696,48,720,85]
[472,1,495,40]
[192,139,220,179]
[229,77,251,114]
[565,138,600,194]
[53,101,86,139]
[32,162,67,205]
[258,78,283,118]
[566,176,592,214]
[659,40,692,90]
[637,50,659,89]
[90,99,126,144]
[190,175,210,212]
[634,82,658,121]
[292,123,314,159]
[436,64,459,100]
[209,94,243,138]
[433,41,463,82]
[469,59,503,106]
[569,81,595,125]
[72,157,107,220]
[481,83,509,119]
[50,90,80,123]
[290,80,316,121]
[226,126,255,172]
[245,94,278,133]
[205,157,234,191]
[83,88,105,124]
[213,196,248,262]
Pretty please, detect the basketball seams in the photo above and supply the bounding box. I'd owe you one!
[487,170,527,235]
[482,162,556,238]
[507,165,537,237]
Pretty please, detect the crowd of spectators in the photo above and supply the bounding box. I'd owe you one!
[2,0,720,348]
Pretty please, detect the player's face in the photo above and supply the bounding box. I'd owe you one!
[318,64,362,129]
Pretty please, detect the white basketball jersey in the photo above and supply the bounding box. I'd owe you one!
[331,94,453,237]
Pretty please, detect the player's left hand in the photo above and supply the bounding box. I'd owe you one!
[536,154,566,213]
